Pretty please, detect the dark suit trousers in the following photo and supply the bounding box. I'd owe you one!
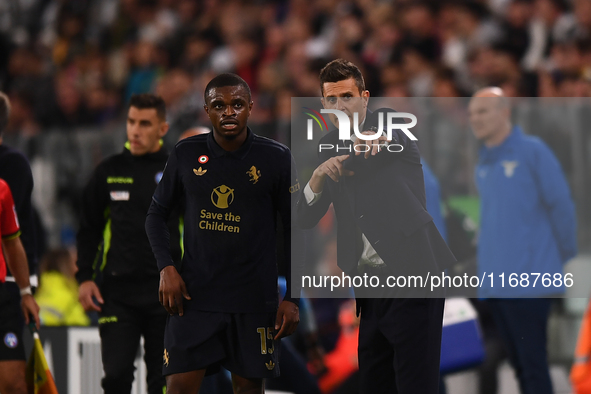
[358,297,445,394]
[485,298,553,394]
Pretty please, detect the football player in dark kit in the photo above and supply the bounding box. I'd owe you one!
[77,94,181,394]
[146,73,302,394]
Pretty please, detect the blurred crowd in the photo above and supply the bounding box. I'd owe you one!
[1,1,589,392]
[1,0,591,144]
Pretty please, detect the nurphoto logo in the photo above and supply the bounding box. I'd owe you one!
[303,108,418,153]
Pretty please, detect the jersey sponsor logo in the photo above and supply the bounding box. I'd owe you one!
[193,167,207,176]
[107,177,134,184]
[98,316,119,324]
[200,209,241,233]
[246,166,261,184]
[155,171,164,184]
[110,191,130,201]
[198,155,209,164]
[265,360,275,371]
[163,349,170,367]
[501,160,519,178]
[4,332,18,348]
[211,185,234,209]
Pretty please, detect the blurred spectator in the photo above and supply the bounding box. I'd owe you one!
[573,0,591,38]
[35,248,90,326]
[155,67,200,142]
[125,40,161,102]
[2,91,40,144]
[2,0,591,133]
[48,71,91,129]
[318,300,359,394]
[52,4,87,67]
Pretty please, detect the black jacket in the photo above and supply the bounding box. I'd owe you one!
[76,145,182,284]
[297,109,455,279]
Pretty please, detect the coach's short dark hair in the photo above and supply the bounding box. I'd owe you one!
[0,92,10,136]
[129,94,166,120]
[319,59,366,96]
[204,73,252,103]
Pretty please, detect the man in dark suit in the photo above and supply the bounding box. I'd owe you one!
[297,59,455,393]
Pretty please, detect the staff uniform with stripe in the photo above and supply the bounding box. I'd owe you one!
[76,141,182,394]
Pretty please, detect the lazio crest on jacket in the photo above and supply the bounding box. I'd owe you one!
[475,126,577,298]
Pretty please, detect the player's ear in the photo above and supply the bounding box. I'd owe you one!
[203,104,209,115]
[362,90,370,109]
[159,122,169,138]
[320,97,326,109]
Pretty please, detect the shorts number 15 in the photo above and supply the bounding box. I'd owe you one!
[257,327,275,355]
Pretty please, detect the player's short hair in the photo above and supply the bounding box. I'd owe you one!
[204,73,252,103]
[0,92,10,136]
[40,248,72,275]
[129,94,166,120]
[319,59,366,96]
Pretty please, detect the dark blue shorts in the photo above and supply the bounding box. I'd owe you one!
[0,283,25,361]
[163,309,280,379]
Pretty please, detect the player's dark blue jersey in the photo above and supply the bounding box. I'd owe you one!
[146,129,302,313]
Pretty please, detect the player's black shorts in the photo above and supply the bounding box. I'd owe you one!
[163,309,280,379]
[0,283,25,361]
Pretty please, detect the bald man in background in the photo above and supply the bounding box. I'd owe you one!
[469,88,576,394]
[178,127,210,141]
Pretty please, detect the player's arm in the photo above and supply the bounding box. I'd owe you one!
[76,165,110,311]
[145,148,190,316]
[0,185,39,328]
[2,152,37,274]
[2,236,40,328]
[309,154,353,192]
[275,150,302,340]
[534,142,577,263]
[297,148,345,229]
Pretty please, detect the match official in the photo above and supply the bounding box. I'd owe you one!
[76,94,181,394]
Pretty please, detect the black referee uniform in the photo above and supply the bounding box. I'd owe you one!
[77,143,181,394]
[146,129,302,378]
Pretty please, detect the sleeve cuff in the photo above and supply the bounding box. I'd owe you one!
[157,261,175,272]
[304,183,322,206]
[283,295,300,307]
[2,230,21,240]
